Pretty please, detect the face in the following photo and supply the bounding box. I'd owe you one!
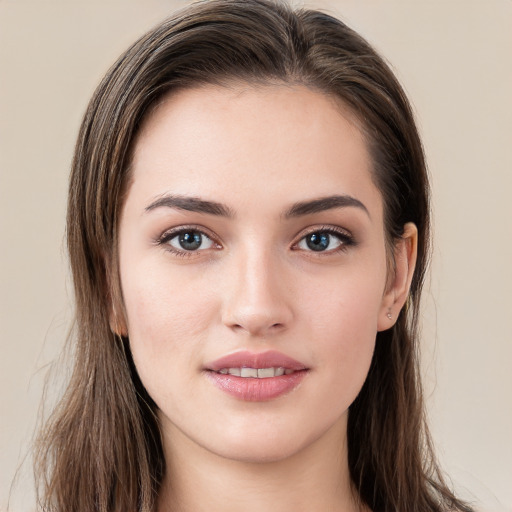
[117,84,402,463]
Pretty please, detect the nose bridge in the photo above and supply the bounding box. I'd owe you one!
[222,240,291,336]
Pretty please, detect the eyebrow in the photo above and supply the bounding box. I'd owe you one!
[144,193,369,218]
[284,195,369,218]
[145,194,234,217]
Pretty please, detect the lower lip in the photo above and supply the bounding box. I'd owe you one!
[205,370,307,401]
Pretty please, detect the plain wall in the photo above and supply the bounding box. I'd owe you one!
[1,1,511,510]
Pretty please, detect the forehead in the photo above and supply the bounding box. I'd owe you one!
[129,83,382,219]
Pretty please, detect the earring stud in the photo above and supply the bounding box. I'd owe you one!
[387,311,392,320]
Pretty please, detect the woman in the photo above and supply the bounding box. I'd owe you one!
[35,1,474,511]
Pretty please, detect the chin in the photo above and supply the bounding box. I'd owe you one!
[211,438,307,464]
[200,419,333,465]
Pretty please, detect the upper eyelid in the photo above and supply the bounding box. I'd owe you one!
[293,224,353,240]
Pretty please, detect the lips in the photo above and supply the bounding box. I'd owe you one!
[204,350,308,401]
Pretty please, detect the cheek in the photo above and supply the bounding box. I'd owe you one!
[302,270,384,395]
[304,266,385,341]
[121,265,218,371]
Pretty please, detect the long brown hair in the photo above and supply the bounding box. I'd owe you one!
[35,1,473,511]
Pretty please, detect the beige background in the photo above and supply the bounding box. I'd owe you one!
[1,1,511,510]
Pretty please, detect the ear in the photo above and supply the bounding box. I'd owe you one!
[377,222,418,331]
[109,302,128,337]
[105,262,128,337]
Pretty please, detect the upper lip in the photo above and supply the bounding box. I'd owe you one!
[205,350,307,372]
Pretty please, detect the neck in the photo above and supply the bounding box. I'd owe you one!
[157,418,366,512]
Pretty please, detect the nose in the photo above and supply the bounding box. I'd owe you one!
[221,247,293,337]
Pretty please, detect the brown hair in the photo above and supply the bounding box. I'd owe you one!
[35,1,473,511]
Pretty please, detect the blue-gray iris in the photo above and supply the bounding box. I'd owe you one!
[179,231,203,250]
[306,233,330,251]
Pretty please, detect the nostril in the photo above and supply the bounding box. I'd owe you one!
[226,319,286,336]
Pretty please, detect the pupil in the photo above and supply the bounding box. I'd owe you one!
[179,231,202,250]
[306,232,329,251]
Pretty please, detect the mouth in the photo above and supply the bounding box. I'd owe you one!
[204,350,309,401]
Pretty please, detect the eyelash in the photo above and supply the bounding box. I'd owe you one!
[155,224,356,257]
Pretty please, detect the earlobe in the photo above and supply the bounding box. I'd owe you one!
[105,258,128,337]
[377,222,418,331]
[107,285,128,337]
[109,306,128,337]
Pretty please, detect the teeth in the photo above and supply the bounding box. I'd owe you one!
[219,367,292,378]
[257,367,275,378]
[240,367,258,378]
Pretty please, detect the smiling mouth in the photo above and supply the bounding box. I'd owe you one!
[215,367,296,378]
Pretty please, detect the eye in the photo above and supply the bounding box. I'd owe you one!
[165,229,215,252]
[296,229,353,253]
